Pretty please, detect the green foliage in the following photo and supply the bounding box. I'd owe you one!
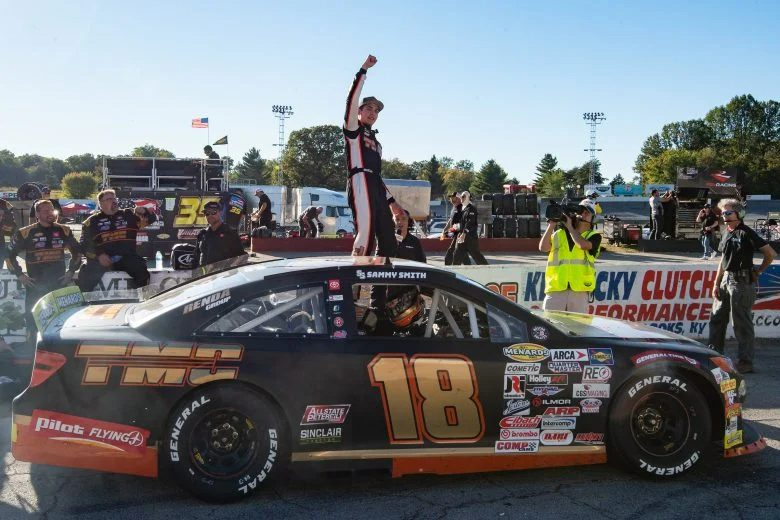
[634,94,780,196]
[566,160,603,188]
[535,168,567,198]
[131,144,175,158]
[470,159,508,195]
[609,173,626,190]
[422,155,444,199]
[234,147,267,183]
[61,171,99,198]
[382,158,417,180]
[282,125,345,189]
[0,302,25,334]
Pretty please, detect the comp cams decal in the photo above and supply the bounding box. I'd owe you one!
[495,440,539,453]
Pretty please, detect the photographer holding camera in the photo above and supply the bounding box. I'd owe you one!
[538,199,602,312]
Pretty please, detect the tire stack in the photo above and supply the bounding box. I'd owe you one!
[490,192,541,238]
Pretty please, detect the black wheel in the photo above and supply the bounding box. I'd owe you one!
[608,371,711,478]
[163,384,288,502]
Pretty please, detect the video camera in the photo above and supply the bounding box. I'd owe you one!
[545,200,583,222]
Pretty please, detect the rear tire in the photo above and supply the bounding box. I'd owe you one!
[163,384,288,502]
[608,371,711,478]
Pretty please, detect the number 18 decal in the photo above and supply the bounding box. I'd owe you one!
[368,354,485,444]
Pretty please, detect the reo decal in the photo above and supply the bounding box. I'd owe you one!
[76,341,243,386]
[581,365,612,383]
[628,376,688,397]
[502,344,549,363]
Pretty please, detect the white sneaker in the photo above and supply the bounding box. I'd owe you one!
[711,252,718,259]
[701,255,708,259]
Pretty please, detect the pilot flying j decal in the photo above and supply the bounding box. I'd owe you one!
[76,341,244,386]
[30,410,149,455]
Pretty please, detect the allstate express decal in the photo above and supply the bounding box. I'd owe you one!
[502,344,549,363]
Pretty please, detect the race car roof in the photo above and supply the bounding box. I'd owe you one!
[129,256,450,327]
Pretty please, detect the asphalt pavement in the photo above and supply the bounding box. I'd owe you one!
[0,339,778,520]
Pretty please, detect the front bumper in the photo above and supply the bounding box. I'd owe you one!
[724,420,767,458]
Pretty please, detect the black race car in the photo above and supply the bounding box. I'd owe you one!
[12,257,765,501]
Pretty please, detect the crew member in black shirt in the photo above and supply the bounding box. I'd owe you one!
[204,146,222,190]
[709,198,776,373]
[442,191,470,266]
[28,186,62,220]
[0,199,18,267]
[6,200,81,342]
[452,191,488,265]
[77,189,156,292]
[395,210,426,263]
[696,203,719,259]
[251,188,273,231]
[196,201,246,266]
[299,206,322,238]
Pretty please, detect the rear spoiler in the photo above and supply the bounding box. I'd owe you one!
[31,286,86,333]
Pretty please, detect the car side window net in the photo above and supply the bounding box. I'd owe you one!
[203,285,327,335]
[487,304,529,342]
[353,284,488,340]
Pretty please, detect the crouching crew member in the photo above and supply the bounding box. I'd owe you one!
[6,200,81,342]
[298,206,323,238]
[196,201,246,266]
[77,189,156,292]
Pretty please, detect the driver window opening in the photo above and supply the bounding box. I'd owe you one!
[203,285,327,335]
[353,284,488,339]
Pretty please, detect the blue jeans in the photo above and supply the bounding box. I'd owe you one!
[701,234,714,256]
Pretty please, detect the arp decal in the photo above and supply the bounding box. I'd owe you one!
[543,406,580,416]
[76,341,243,386]
[502,344,549,363]
[31,410,149,455]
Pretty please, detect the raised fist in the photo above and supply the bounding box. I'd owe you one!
[362,55,378,69]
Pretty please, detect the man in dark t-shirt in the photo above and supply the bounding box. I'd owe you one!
[696,204,719,259]
[709,198,776,372]
[251,189,273,229]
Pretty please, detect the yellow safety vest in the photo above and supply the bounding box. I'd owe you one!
[545,229,600,293]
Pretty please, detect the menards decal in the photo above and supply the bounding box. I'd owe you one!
[75,341,244,386]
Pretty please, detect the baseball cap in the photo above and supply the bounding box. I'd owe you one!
[203,201,221,214]
[449,191,458,198]
[42,186,51,193]
[703,203,711,208]
[255,188,264,194]
[360,96,384,112]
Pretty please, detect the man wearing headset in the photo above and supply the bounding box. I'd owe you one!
[708,198,776,373]
[538,199,602,312]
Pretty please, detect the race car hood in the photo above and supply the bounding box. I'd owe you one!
[536,311,704,346]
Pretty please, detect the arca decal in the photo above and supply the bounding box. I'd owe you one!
[76,341,244,386]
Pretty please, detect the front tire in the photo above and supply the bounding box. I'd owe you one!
[163,384,288,502]
[608,371,711,478]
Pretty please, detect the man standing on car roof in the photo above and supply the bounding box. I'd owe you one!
[77,189,156,292]
[343,54,404,260]
[6,200,81,343]
[196,201,246,267]
[709,198,776,373]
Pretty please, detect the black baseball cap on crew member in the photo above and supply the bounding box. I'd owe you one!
[449,191,458,198]
[203,201,221,214]
[360,96,384,112]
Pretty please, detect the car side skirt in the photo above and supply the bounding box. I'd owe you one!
[11,414,157,478]
[292,446,606,478]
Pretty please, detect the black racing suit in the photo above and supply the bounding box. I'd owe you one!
[77,209,155,292]
[343,68,397,259]
[298,206,321,238]
[453,203,488,265]
[1,210,18,267]
[6,222,81,341]
[444,204,470,266]
[196,223,246,266]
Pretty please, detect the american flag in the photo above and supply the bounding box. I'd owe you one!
[191,117,209,128]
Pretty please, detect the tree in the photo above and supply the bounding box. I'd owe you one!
[470,159,508,195]
[535,154,558,178]
[421,155,444,198]
[535,168,567,198]
[61,171,99,198]
[66,153,98,173]
[441,166,475,195]
[234,147,267,183]
[609,173,626,190]
[281,125,345,189]
[131,144,175,158]
[566,160,603,190]
[381,158,416,180]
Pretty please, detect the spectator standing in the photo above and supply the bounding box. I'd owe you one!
[442,192,470,266]
[696,204,719,259]
[196,201,246,266]
[251,189,273,230]
[452,191,488,265]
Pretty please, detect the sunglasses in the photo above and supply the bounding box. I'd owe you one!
[204,210,219,216]
[722,210,736,216]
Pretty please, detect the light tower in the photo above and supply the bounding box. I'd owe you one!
[582,112,606,186]
[272,105,294,185]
